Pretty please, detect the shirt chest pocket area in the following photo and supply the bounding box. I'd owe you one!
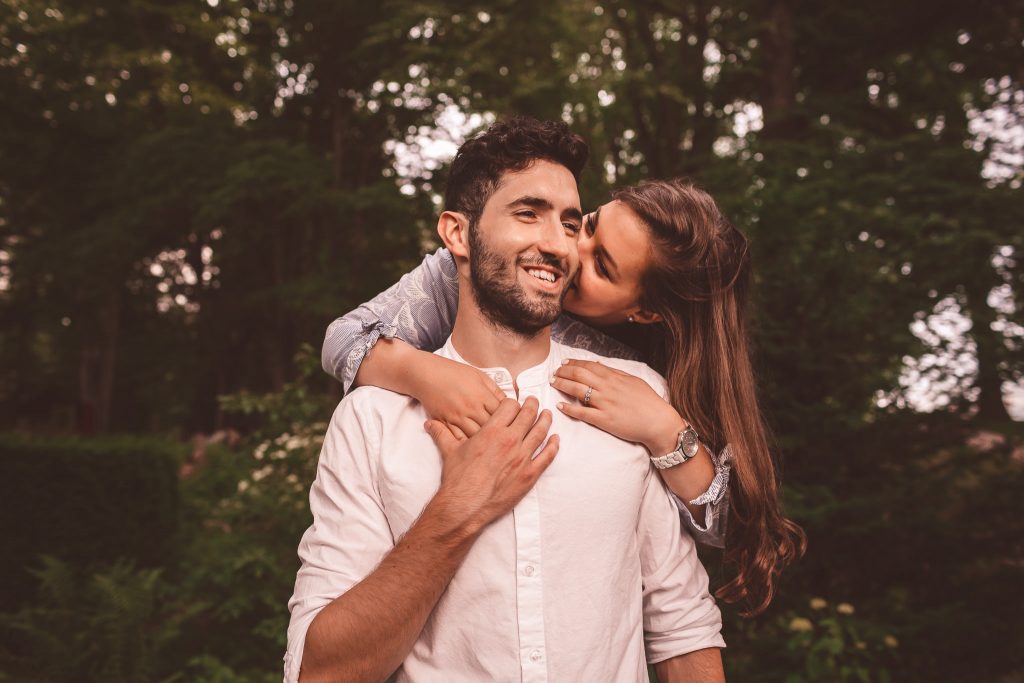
[543,415,650,522]
[377,436,444,539]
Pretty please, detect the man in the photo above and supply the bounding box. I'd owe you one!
[285,117,725,682]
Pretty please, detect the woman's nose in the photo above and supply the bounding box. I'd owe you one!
[576,224,593,256]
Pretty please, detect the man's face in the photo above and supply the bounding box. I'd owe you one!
[468,160,582,336]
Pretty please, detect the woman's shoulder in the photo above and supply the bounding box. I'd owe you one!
[427,246,457,275]
[551,315,644,363]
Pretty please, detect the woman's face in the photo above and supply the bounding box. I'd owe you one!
[562,199,653,327]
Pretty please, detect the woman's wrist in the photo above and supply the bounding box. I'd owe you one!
[644,411,688,457]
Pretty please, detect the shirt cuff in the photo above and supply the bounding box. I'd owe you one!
[338,319,400,394]
[283,650,298,683]
[669,445,732,548]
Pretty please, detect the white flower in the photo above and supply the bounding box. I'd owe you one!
[285,435,312,450]
[837,603,855,615]
[884,635,899,648]
[254,443,268,460]
[788,617,813,632]
[809,597,828,610]
[252,465,273,482]
[237,480,250,493]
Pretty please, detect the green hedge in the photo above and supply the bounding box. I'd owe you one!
[0,434,182,612]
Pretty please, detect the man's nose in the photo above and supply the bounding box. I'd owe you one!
[537,218,574,266]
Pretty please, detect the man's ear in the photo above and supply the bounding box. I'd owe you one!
[630,309,663,325]
[437,211,470,260]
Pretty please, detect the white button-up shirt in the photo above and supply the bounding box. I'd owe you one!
[285,338,725,683]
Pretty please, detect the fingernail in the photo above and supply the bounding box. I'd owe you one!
[550,374,557,384]
[557,402,566,410]
[561,359,569,365]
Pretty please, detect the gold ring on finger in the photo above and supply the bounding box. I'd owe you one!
[583,386,593,406]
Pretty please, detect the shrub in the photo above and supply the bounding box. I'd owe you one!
[723,598,899,682]
[0,434,182,612]
[0,557,182,683]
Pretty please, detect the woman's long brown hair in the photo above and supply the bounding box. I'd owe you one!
[613,178,806,616]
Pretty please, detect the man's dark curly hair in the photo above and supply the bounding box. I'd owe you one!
[444,116,589,229]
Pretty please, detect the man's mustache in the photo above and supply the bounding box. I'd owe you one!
[516,253,574,280]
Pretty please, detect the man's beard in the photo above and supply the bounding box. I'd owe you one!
[468,227,568,337]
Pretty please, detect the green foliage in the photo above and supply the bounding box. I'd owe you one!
[0,434,181,612]
[1,0,1022,680]
[0,557,184,683]
[773,417,1024,681]
[0,347,330,681]
[165,344,330,677]
[725,599,899,683]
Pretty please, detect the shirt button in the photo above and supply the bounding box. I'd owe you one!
[523,565,535,577]
[530,649,542,662]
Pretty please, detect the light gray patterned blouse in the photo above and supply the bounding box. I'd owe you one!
[322,247,732,547]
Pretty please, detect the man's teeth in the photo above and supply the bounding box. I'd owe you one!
[526,268,557,283]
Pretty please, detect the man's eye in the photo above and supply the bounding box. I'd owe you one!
[563,222,582,234]
[516,210,537,219]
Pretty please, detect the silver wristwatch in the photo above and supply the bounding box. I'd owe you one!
[651,425,701,470]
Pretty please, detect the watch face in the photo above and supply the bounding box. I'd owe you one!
[681,428,700,457]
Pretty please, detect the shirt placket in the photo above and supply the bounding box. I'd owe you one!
[486,371,548,682]
[513,384,547,683]
[487,374,552,683]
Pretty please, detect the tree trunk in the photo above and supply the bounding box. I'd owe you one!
[332,92,367,279]
[760,0,798,139]
[332,92,347,190]
[77,292,120,433]
[681,0,714,175]
[965,284,1011,422]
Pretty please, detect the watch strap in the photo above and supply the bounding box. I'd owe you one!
[651,448,694,470]
[651,425,700,470]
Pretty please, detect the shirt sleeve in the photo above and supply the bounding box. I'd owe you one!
[637,465,727,663]
[669,445,733,548]
[551,316,644,361]
[630,364,732,548]
[321,247,460,393]
[283,394,393,683]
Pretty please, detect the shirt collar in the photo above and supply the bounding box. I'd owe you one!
[437,335,563,391]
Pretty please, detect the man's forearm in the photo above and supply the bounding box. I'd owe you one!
[299,494,482,683]
[654,647,725,683]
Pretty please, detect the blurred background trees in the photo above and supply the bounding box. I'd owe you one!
[1,0,1022,681]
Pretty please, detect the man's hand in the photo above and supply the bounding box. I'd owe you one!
[425,396,558,532]
[299,397,556,683]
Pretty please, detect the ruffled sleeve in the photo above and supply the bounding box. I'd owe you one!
[669,445,732,548]
[321,248,459,393]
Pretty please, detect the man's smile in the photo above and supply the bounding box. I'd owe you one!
[520,263,566,294]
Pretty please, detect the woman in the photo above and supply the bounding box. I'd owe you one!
[323,178,805,616]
